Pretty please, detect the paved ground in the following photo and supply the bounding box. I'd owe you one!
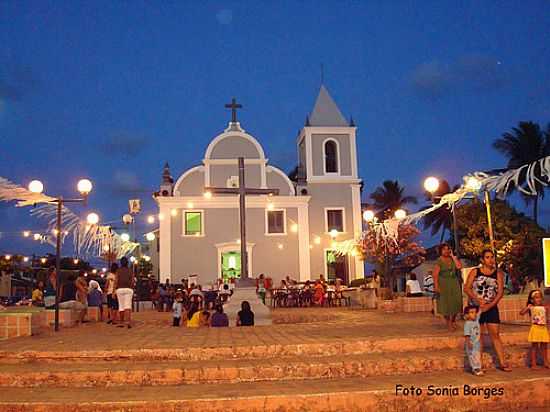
[0,308,529,352]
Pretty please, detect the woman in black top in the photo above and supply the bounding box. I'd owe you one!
[465,249,511,372]
[236,301,254,326]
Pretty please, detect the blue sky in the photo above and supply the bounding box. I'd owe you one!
[1,1,550,257]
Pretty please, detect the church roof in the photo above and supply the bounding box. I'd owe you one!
[308,85,349,127]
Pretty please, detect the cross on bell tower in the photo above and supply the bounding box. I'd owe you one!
[225,97,242,123]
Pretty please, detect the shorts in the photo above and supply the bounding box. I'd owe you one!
[116,288,134,312]
[59,300,86,311]
[107,294,119,310]
[479,306,500,324]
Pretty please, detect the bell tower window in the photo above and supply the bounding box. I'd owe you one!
[324,139,339,174]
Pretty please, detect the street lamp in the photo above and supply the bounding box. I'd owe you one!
[28,178,94,332]
[146,232,156,241]
[423,176,440,193]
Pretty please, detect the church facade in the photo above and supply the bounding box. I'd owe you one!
[154,85,364,285]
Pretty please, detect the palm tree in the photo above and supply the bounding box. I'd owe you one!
[369,180,417,219]
[492,121,550,224]
[421,180,457,243]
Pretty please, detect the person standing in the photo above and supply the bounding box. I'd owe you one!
[433,243,463,331]
[105,263,118,324]
[464,249,511,372]
[113,257,135,329]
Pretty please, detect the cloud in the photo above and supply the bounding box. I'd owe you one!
[106,171,150,196]
[411,61,451,99]
[0,64,39,102]
[99,131,150,159]
[216,9,233,25]
[410,53,508,100]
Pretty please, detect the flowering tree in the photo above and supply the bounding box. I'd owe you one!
[360,223,426,295]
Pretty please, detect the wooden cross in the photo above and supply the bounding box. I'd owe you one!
[225,97,242,123]
[205,157,279,282]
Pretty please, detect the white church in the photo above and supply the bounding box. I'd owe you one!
[153,85,364,285]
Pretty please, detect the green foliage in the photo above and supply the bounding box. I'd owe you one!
[456,198,548,282]
[369,180,417,219]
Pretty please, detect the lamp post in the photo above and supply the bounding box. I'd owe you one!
[28,179,96,332]
[424,176,461,256]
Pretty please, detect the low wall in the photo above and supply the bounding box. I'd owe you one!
[0,310,45,340]
[382,294,540,323]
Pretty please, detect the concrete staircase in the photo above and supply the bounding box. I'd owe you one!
[0,330,549,411]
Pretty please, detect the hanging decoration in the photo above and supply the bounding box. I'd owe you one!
[333,155,550,256]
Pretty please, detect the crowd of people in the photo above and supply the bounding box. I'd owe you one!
[18,247,550,375]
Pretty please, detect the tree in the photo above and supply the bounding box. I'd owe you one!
[360,223,426,295]
[455,197,548,284]
[369,180,418,219]
[492,121,550,223]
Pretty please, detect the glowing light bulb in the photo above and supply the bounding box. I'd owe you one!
[330,229,338,239]
[77,179,93,195]
[120,233,130,242]
[423,177,440,193]
[290,223,298,233]
[277,243,283,250]
[146,232,156,241]
[23,231,30,238]
[394,209,407,220]
[187,202,194,208]
[147,215,155,224]
[203,191,212,199]
[171,209,177,216]
[314,236,321,245]
[28,180,44,194]
[158,213,165,221]
[23,257,29,263]
[33,233,41,241]
[362,210,375,222]
[87,213,99,225]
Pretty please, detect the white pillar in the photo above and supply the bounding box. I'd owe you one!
[351,184,364,280]
[298,205,311,281]
[159,204,172,283]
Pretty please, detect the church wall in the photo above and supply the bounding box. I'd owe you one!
[175,170,205,195]
[169,206,300,285]
[266,169,293,195]
[305,184,357,280]
[209,135,262,159]
[210,164,262,188]
[311,134,352,176]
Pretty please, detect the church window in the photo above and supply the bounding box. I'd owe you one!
[324,140,338,174]
[266,209,286,235]
[325,208,345,233]
[184,211,203,236]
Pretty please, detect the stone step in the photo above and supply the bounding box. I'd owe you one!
[0,331,527,364]
[0,346,534,388]
[0,369,548,411]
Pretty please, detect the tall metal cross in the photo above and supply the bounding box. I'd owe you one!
[225,97,242,123]
[205,157,279,282]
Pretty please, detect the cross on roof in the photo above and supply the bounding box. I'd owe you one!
[225,97,242,123]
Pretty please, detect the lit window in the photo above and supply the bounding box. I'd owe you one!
[185,211,202,236]
[326,209,344,232]
[266,210,285,234]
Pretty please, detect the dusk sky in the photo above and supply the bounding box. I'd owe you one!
[1,1,550,258]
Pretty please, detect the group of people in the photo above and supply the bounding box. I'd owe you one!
[430,243,549,375]
[31,257,136,328]
[171,298,254,328]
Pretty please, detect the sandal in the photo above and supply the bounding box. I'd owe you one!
[473,369,484,376]
[498,364,512,372]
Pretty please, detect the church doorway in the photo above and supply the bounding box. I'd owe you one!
[221,251,241,281]
[325,250,349,285]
